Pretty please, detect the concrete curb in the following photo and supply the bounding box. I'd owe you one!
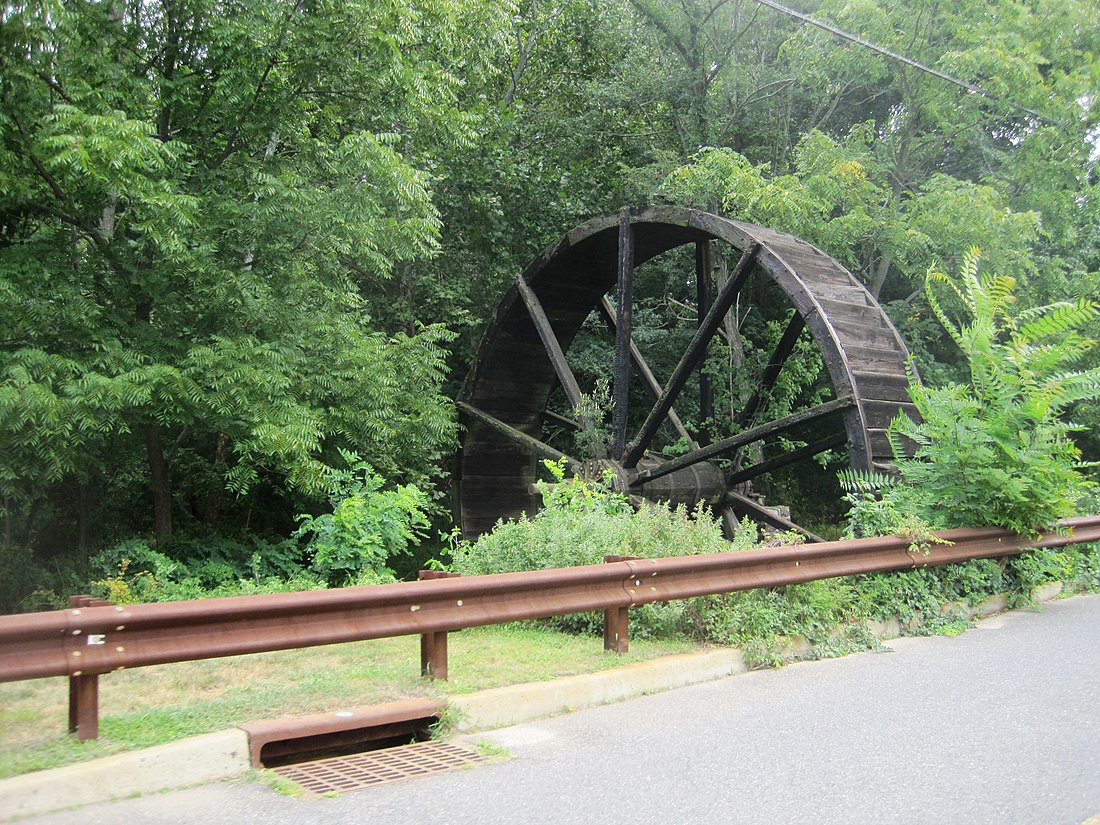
[0,582,1068,821]
[0,730,250,821]
[450,648,748,732]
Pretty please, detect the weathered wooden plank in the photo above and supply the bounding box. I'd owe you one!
[458,451,535,477]
[862,399,918,429]
[851,383,912,404]
[799,279,875,304]
[768,250,856,288]
[842,344,910,371]
[814,297,884,323]
[468,377,558,406]
[828,316,901,348]
[866,428,895,456]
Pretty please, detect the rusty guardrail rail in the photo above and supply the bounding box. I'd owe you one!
[2,515,1099,740]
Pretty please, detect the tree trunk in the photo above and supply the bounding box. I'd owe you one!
[203,431,231,528]
[399,262,417,337]
[2,494,10,549]
[77,481,91,555]
[143,424,173,543]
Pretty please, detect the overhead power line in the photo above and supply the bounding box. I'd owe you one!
[750,0,1058,125]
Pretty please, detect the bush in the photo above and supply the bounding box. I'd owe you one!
[452,460,762,637]
[90,537,327,603]
[885,248,1100,534]
[293,455,430,587]
[456,459,1100,665]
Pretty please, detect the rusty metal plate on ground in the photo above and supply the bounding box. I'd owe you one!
[271,740,494,798]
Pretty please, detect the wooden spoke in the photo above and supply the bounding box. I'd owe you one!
[735,312,806,429]
[725,491,825,543]
[611,208,635,460]
[597,296,694,445]
[543,409,581,430]
[696,240,714,445]
[725,432,847,486]
[515,275,585,411]
[457,402,583,473]
[718,506,743,538]
[628,396,854,487]
[622,243,760,467]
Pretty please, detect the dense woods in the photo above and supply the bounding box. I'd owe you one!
[2,0,1098,612]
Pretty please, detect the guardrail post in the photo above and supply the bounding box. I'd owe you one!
[69,674,99,741]
[603,607,629,654]
[67,595,109,741]
[603,555,635,653]
[417,571,459,679]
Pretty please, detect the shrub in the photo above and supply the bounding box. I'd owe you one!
[90,537,326,603]
[884,248,1100,534]
[294,454,430,586]
[452,460,760,637]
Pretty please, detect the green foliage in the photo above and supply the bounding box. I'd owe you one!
[658,136,1042,303]
[535,458,633,517]
[1004,550,1074,594]
[457,463,1100,666]
[3,0,1100,613]
[294,455,430,586]
[572,380,614,462]
[836,469,938,547]
[89,537,325,604]
[453,461,753,637]
[1,0,498,600]
[887,249,1100,533]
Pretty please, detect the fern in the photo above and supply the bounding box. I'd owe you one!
[883,250,1100,535]
[837,468,899,494]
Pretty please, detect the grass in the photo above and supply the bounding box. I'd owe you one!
[0,623,695,779]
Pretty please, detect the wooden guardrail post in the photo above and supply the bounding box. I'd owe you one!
[67,595,110,741]
[417,571,460,679]
[603,555,636,653]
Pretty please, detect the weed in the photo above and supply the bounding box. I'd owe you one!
[471,739,510,759]
[255,769,303,796]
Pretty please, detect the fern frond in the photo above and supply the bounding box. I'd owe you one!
[837,468,899,493]
[1019,298,1099,342]
[1049,368,1100,406]
[984,274,1017,318]
[924,274,966,351]
[957,246,982,314]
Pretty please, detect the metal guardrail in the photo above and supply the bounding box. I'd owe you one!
[2,515,1099,740]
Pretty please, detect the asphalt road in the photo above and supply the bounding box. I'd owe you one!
[22,593,1100,825]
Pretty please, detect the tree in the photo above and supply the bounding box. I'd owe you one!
[0,0,507,551]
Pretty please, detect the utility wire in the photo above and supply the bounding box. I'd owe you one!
[750,0,1059,125]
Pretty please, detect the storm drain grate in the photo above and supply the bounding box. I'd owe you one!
[271,740,492,798]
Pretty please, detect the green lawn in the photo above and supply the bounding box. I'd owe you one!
[0,624,696,779]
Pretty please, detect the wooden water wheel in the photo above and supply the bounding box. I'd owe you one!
[456,206,917,541]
